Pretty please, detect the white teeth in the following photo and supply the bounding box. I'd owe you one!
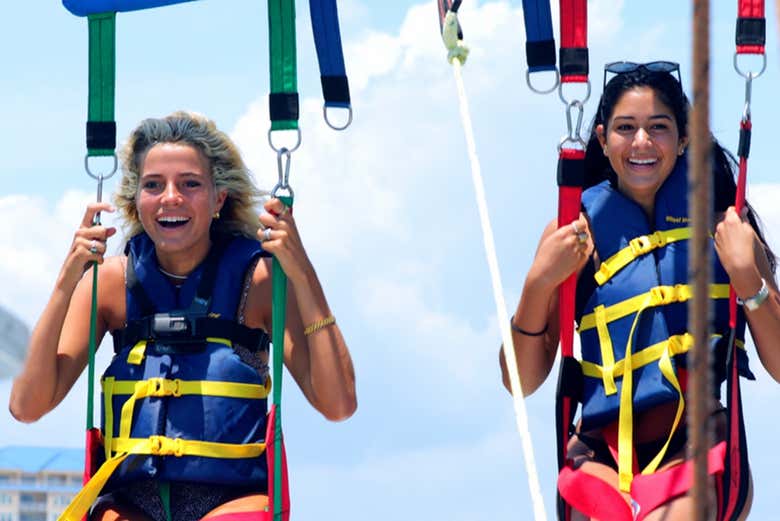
[158,216,189,223]
[629,158,657,165]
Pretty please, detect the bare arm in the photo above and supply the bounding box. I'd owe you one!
[249,199,356,421]
[9,203,117,422]
[500,215,594,396]
[715,206,780,381]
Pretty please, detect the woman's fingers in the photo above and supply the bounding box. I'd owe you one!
[80,202,114,228]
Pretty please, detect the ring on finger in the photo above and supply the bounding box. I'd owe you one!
[89,240,98,254]
[577,232,588,244]
[261,228,272,242]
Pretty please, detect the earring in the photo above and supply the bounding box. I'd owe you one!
[603,146,608,155]
[213,211,220,219]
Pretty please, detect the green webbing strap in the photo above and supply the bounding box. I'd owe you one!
[271,194,293,521]
[159,481,172,521]
[87,12,116,157]
[268,0,299,131]
[86,267,99,430]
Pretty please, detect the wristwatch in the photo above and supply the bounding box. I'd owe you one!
[736,277,769,311]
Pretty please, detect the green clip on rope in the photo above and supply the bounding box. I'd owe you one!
[271,194,293,521]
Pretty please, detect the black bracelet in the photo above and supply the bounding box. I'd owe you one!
[510,315,548,336]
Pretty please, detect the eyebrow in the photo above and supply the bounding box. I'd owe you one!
[612,114,674,122]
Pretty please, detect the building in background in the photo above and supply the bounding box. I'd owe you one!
[0,447,83,521]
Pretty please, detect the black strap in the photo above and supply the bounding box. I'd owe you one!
[112,316,270,354]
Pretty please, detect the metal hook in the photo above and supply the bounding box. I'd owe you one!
[558,79,591,107]
[272,147,294,198]
[733,52,767,81]
[565,100,585,143]
[268,127,302,154]
[742,73,753,122]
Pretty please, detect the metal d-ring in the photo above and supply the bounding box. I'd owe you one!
[323,103,353,131]
[84,153,118,224]
[558,79,591,107]
[268,127,302,154]
[526,68,560,95]
[733,51,767,81]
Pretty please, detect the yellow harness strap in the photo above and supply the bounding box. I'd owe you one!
[58,438,266,521]
[578,283,731,333]
[594,228,692,285]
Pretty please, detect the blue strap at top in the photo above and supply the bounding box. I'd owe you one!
[309,0,351,108]
[520,0,556,72]
[63,0,196,16]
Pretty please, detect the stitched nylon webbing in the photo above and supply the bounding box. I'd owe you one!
[271,195,293,521]
[269,0,299,131]
[87,13,116,156]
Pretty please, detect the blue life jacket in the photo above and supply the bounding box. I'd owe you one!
[100,232,272,492]
[577,156,754,433]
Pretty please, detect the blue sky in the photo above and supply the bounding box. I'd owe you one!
[1,1,780,519]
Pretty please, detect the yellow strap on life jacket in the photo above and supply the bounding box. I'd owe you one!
[58,437,266,521]
[578,283,731,333]
[102,377,272,441]
[594,227,692,286]
[125,337,233,365]
[595,305,617,395]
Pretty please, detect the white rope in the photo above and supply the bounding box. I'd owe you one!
[450,58,548,521]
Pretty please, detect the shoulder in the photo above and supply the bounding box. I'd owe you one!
[242,256,273,329]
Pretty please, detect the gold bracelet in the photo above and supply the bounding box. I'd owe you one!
[303,315,336,336]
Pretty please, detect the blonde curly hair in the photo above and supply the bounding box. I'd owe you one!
[115,111,265,240]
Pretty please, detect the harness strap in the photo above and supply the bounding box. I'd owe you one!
[555,146,585,521]
[59,437,266,521]
[558,0,588,83]
[86,12,116,156]
[736,0,766,54]
[271,195,294,521]
[595,228,692,285]
[521,0,556,73]
[114,317,271,355]
[308,0,352,114]
[63,1,196,17]
[557,466,633,521]
[268,0,299,131]
[578,283,731,332]
[631,441,726,521]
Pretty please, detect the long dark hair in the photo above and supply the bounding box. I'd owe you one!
[584,67,776,272]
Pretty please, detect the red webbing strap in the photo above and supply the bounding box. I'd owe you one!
[558,0,588,83]
[207,513,271,521]
[557,466,633,521]
[555,147,584,521]
[736,0,766,54]
[631,441,727,521]
[265,404,291,521]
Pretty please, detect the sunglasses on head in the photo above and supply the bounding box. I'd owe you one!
[603,61,681,90]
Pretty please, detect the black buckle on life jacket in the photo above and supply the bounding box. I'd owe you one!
[148,311,208,354]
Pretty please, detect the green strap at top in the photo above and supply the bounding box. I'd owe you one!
[271,195,293,520]
[87,13,116,157]
[268,0,299,131]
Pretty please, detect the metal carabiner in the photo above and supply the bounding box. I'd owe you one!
[271,147,294,199]
[741,73,753,122]
[565,100,585,142]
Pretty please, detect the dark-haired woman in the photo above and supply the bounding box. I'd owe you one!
[500,63,780,520]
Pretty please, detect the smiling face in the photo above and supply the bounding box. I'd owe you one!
[136,142,227,270]
[597,86,688,214]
